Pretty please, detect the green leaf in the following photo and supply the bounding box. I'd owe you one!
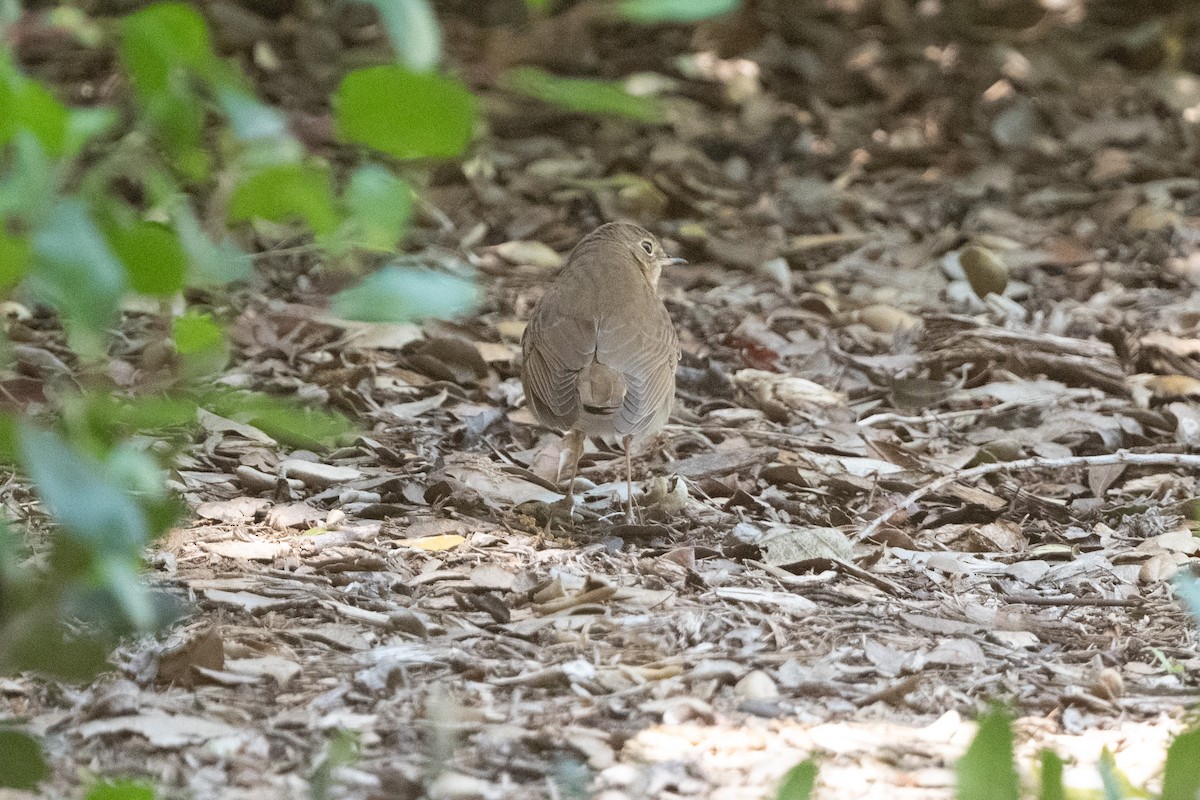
[173,313,228,378]
[104,218,188,296]
[501,67,664,122]
[0,76,68,155]
[85,779,156,800]
[1097,749,1119,800]
[342,165,412,251]
[202,390,354,451]
[0,231,29,290]
[1174,573,1200,623]
[1038,750,1065,800]
[335,66,475,159]
[172,311,224,355]
[119,2,215,97]
[956,707,1019,800]
[773,759,816,800]
[0,729,46,790]
[174,201,251,286]
[620,0,739,24]
[119,3,216,178]
[215,86,289,141]
[96,555,156,631]
[19,425,148,555]
[360,0,440,71]
[81,395,198,447]
[1096,748,1147,800]
[7,621,115,681]
[331,263,479,323]
[0,131,54,223]
[64,106,118,159]
[228,163,339,236]
[0,414,17,463]
[29,200,127,337]
[310,729,361,800]
[1162,728,1200,800]
[47,6,104,48]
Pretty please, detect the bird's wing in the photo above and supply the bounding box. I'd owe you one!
[521,306,597,430]
[595,297,679,437]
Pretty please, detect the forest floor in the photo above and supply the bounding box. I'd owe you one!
[4,2,1200,799]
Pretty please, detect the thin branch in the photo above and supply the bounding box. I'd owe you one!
[855,450,1200,542]
[664,423,821,450]
[856,390,1097,427]
[999,594,1144,608]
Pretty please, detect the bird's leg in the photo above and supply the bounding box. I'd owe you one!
[623,434,635,523]
[561,428,585,507]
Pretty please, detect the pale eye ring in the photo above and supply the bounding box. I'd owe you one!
[640,240,653,255]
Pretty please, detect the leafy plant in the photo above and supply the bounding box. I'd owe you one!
[0,0,477,790]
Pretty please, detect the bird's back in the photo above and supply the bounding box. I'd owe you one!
[522,236,678,439]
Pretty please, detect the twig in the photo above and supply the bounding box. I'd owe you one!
[1000,594,1144,608]
[855,450,1200,542]
[856,391,1096,427]
[664,423,821,450]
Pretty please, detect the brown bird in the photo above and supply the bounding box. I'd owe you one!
[521,222,683,521]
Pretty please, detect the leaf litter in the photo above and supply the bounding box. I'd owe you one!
[4,3,1200,800]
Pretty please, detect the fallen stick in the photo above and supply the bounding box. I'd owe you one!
[855,450,1200,542]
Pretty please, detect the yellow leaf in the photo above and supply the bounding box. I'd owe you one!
[396,534,465,551]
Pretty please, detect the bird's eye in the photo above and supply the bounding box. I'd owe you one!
[640,240,654,255]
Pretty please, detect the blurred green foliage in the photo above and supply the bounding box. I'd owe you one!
[774,709,1200,800]
[502,67,665,122]
[85,780,157,800]
[619,0,739,24]
[773,759,816,800]
[956,706,1020,800]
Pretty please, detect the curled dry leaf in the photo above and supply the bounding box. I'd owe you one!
[854,304,921,334]
[395,533,466,551]
[733,369,846,414]
[491,240,563,270]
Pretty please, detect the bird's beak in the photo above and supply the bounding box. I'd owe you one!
[665,257,688,266]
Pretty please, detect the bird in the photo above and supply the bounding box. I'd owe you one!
[521,222,684,522]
